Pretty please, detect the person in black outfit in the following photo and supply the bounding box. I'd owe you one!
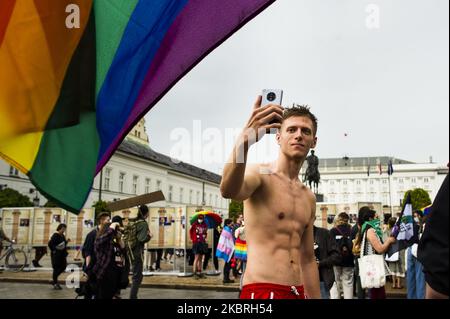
[418,173,449,299]
[313,225,341,299]
[329,212,355,299]
[203,225,221,273]
[48,224,69,290]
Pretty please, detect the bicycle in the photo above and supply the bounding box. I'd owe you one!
[0,241,28,272]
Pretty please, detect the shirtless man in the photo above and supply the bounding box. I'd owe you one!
[221,96,321,299]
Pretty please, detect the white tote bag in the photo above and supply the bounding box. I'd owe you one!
[358,232,388,289]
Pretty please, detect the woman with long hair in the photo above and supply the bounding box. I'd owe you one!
[354,207,396,299]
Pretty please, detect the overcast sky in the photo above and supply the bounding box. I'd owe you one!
[145,0,449,175]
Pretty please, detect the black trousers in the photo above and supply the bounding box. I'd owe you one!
[51,255,67,285]
[223,261,232,280]
[97,267,120,299]
[203,248,219,271]
[34,247,47,262]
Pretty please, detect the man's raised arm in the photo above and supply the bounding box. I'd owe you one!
[220,96,283,201]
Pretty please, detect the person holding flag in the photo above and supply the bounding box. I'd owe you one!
[354,208,396,299]
[387,193,416,258]
[216,219,236,284]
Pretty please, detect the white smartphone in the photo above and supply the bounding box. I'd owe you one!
[261,89,283,132]
[261,89,283,107]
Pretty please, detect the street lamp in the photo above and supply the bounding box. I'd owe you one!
[30,188,40,207]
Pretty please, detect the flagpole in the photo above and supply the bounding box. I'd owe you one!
[388,158,394,216]
[388,174,393,216]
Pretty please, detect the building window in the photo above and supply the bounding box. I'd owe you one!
[356,180,361,185]
[424,178,429,183]
[104,168,111,191]
[382,179,388,184]
[330,181,335,185]
[343,194,349,202]
[369,180,374,185]
[399,178,404,184]
[411,178,416,183]
[145,178,151,194]
[179,187,184,203]
[132,175,138,194]
[119,172,125,193]
[343,180,348,185]
[189,190,193,204]
[9,166,19,176]
[169,185,173,202]
[156,180,162,191]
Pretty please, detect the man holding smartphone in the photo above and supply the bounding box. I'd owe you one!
[220,94,321,299]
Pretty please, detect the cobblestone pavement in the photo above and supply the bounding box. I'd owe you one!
[0,282,239,299]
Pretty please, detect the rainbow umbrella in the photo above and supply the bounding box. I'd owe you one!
[190,211,222,229]
[421,205,432,216]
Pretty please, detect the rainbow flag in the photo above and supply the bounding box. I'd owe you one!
[0,0,275,213]
[234,238,247,261]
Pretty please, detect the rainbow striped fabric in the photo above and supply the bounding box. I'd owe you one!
[234,238,247,261]
[0,0,274,213]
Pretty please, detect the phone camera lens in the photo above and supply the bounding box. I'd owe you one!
[267,92,276,102]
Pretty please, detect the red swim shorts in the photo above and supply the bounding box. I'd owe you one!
[240,283,306,300]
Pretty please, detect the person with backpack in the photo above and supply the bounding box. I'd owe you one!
[127,205,152,299]
[329,212,355,299]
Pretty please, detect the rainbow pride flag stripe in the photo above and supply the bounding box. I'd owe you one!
[0,0,275,212]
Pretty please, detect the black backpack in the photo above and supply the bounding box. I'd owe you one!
[335,227,353,258]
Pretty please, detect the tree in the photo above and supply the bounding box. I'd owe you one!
[92,200,111,218]
[403,188,432,211]
[0,188,33,208]
[228,199,243,221]
[44,200,58,208]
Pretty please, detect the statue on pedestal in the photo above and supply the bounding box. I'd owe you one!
[303,150,320,194]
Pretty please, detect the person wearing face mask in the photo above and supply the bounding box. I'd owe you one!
[189,214,208,279]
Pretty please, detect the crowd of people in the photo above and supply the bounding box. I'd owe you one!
[314,207,428,299]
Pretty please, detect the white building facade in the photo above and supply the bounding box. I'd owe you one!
[301,156,449,208]
[1,120,229,216]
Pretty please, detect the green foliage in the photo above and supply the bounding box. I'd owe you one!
[228,200,243,222]
[403,188,432,211]
[0,188,33,208]
[44,200,58,208]
[92,200,111,217]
